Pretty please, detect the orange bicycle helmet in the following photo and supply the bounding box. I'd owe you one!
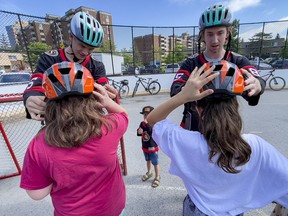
[203,60,244,96]
[42,62,95,99]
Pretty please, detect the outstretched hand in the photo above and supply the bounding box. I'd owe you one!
[179,63,219,103]
[242,69,261,96]
[146,64,219,128]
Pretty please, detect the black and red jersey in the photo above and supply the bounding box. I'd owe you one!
[137,121,159,153]
[23,49,106,118]
[170,51,266,131]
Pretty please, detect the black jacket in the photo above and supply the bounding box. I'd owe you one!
[23,49,106,118]
[170,51,266,131]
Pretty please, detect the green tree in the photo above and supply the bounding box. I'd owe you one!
[26,42,52,69]
[164,44,186,64]
[0,33,9,50]
[249,32,273,41]
[230,19,240,52]
[12,44,24,52]
[99,40,116,53]
[120,48,133,65]
[280,39,288,59]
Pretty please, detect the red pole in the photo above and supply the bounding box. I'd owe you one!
[0,122,22,179]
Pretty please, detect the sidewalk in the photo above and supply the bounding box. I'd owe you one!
[1,91,287,216]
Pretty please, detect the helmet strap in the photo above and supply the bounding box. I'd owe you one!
[66,44,80,62]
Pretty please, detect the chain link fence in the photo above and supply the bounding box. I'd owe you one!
[0,10,288,76]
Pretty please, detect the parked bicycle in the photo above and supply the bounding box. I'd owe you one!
[108,78,129,98]
[260,69,286,91]
[132,76,161,97]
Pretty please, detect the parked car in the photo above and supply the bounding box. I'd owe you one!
[271,59,288,69]
[140,65,161,74]
[250,61,273,70]
[165,63,180,73]
[0,72,31,95]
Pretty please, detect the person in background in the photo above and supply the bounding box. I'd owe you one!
[24,11,110,121]
[170,3,266,131]
[137,106,160,188]
[20,62,128,216]
[147,63,288,216]
[271,203,288,216]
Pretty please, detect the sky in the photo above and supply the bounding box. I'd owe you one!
[1,0,288,26]
[1,0,287,51]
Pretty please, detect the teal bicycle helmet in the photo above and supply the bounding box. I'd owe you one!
[70,11,104,47]
[199,4,232,30]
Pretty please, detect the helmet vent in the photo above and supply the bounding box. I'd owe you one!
[201,14,205,23]
[59,68,71,75]
[226,68,235,77]
[224,9,228,19]
[80,14,83,19]
[92,31,96,42]
[87,17,91,24]
[75,70,83,79]
[212,11,215,22]
[48,74,67,92]
[87,28,91,38]
[80,23,84,36]
[214,64,223,71]
[219,10,223,20]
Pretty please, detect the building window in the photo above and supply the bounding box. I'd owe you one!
[8,55,17,60]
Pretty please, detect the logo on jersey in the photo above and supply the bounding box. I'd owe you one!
[142,131,151,142]
[45,50,59,57]
[242,66,260,77]
[174,73,184,81]
[25,77,38,90]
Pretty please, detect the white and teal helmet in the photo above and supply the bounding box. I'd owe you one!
[70,11,104,47]
[199,4,232,30]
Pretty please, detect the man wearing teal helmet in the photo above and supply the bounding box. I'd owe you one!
[24,11,113,121]
[170,3,266,131]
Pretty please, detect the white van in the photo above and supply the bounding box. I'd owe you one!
[165,63,180,73]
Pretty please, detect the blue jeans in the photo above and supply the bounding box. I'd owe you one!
[143,151,159,165]
[183,195,244,216]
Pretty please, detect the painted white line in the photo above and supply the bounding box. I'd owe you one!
[249,131,263,134]
[126,184,186,191]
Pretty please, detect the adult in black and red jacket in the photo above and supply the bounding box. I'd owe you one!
[170,4,266,131]
[24,11,108,120]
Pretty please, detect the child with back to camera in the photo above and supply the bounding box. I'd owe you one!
[147,62,288,216]
[137,106,161,188]
[20,62,128,216]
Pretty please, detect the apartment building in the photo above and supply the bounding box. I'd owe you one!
[6,6,113,50]
[133,32,196,65]
[5,21,29,48]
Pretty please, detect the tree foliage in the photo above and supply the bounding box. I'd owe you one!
[230,19,240,52]
[163,44,186,64]
[249,32,273,41]
[26,42,52,69]
[0,33,9,50]
[99,40,116,53]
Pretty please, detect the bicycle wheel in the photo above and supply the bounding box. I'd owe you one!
[132,84,138,97]
[148,81,161,95]
[119,85,129,98]
[269,77,286,91]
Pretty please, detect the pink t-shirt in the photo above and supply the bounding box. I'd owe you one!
[20,112,128,216]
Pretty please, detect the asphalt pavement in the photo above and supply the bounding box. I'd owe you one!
[1,90,287,216]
